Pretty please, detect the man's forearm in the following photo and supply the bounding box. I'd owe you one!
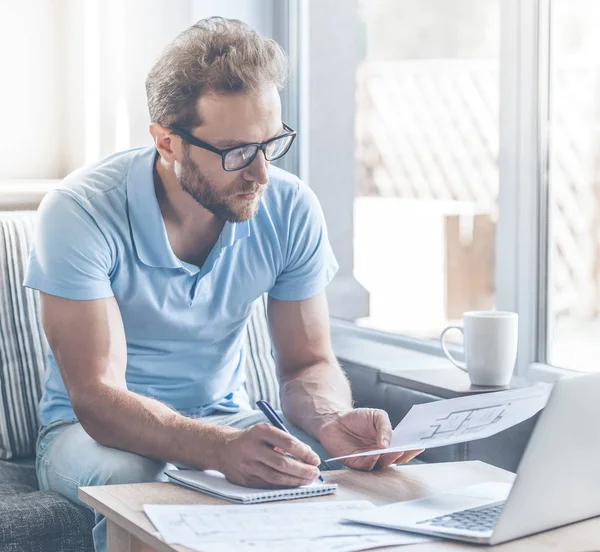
[279,360,353,439]
[74,384,232,470]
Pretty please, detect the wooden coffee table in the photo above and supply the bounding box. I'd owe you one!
[79,461,600,551]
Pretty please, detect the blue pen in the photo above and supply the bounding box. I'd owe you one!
[256,400,325,482]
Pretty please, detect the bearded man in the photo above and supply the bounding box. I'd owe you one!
[25,17,422,552]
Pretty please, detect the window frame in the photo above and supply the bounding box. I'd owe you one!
[272,0,306,178]
[497,0,552,377]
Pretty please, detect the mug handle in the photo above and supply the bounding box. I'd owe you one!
[440,326,467,372]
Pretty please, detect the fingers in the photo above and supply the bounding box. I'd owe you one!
[253,424,321,466]
[372,409,393,449]
[260,446,320,482]
[343,451,398,471]
[342,454,380,472]
[249,461,317,489]
[376,448,425,469]
[236,424,320,487]
[399,448,425,463]
[375,451,405,469]
[341,447,425,472]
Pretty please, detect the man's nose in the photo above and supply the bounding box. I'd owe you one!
[242,150,269,185]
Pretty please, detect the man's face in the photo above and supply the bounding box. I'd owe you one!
[174,85,282,223]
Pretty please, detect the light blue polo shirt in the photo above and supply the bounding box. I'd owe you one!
[25,146,338,426]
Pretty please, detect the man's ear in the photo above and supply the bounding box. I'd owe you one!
[149,123,179,164]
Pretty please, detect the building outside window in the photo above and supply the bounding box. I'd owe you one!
[546,0,600,372]
[353,0,500,339]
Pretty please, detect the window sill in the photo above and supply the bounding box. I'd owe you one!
[526,362,577,383]
[331,319,534,399]
[0,179,60,210]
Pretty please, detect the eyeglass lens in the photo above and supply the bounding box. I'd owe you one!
[223,134,294,170]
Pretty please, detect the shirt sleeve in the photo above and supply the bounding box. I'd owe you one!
[23,190,115,300]
[269,181,339,301]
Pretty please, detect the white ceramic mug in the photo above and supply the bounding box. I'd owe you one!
[440,311,518,386]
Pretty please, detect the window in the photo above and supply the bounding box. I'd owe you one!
[0,2,62,179]
[353,0,500,339]
[306,0,500,341]
[546,0,600,372]
[306,0,591,377]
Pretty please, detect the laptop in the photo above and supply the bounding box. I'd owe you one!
[344,372,600,545]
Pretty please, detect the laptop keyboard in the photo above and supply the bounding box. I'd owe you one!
[416,501,505,533]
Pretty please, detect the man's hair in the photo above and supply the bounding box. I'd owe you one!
[146,16,288,130]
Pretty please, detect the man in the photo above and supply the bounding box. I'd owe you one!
[26,17,422,551]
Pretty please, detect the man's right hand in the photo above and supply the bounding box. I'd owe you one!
[213,423,321,488]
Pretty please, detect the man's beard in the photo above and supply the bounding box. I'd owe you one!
[176,145,265,223]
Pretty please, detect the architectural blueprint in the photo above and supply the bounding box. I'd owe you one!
[144,501,430,551]
[328,385,552,461]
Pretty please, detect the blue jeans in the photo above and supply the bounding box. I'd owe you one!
[36,410,341,552]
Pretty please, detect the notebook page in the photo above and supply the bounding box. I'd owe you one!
[165,469,337,503]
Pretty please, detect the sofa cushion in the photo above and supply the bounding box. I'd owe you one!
[0,460,94,552]
[0,212,47,460]
[243,294,280,409]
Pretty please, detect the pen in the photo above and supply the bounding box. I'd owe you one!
[256,400,325,482]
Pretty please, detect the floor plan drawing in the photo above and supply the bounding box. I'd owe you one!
[420,404,506,441]
[328,386,552,462]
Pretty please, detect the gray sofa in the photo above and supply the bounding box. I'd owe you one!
[0,210,288,551]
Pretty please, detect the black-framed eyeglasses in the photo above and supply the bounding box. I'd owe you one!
[164,122,297,171]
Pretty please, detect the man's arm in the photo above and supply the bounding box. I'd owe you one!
[41,292,229,467]
[269,292,423,470]
[41,292,320,487]
[268,291,352,437]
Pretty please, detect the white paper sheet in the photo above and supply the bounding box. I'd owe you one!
[328,385,551,461]
[178,534,430,552]
[143,500,430,548]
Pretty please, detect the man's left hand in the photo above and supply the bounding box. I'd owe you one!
[318,408,424,471]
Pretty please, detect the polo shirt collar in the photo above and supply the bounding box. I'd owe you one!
[126,147,251,271]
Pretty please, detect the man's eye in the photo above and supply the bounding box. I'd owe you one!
[240,146,256,159]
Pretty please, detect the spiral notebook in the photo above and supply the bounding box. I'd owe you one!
[164,469,338,504]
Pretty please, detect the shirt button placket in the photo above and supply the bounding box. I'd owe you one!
[188,276,195,307]
[189,273,203,307]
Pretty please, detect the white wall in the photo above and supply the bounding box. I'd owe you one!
[190,0,274,38]
[64,0,192,170]
[0,1,62,178]
[0,0,276,180]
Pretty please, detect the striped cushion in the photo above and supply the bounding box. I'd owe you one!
[0,212,47,460]
[243,295,280,409]
[0,210,279,459]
